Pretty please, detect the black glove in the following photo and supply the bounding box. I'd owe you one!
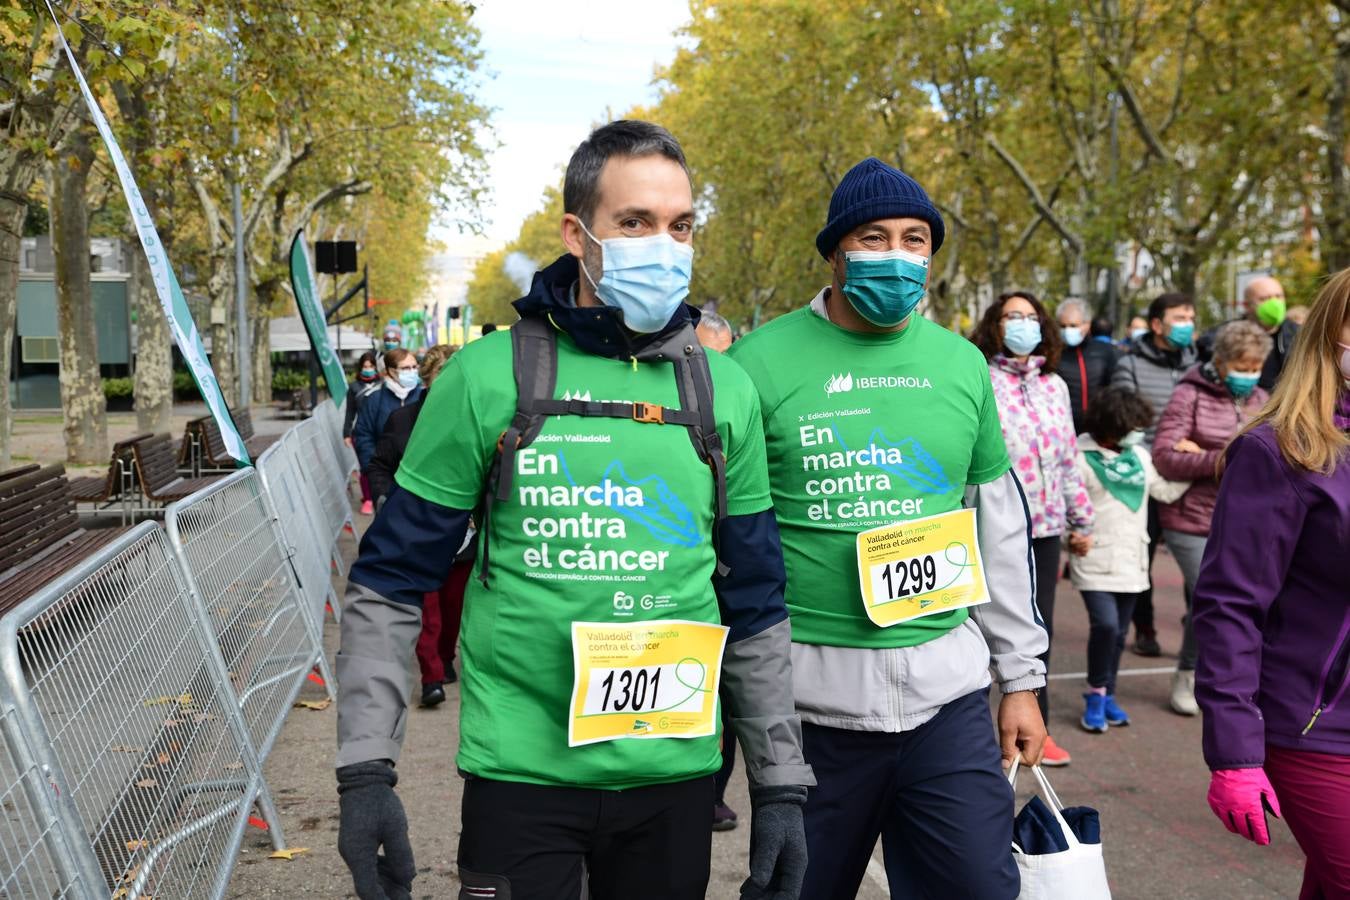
[337,761,415,900]
[740,784,809,900]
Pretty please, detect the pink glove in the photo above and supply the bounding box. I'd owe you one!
[1207,768,1282,845]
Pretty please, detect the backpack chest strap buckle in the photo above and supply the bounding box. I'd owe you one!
[632,402,665,424]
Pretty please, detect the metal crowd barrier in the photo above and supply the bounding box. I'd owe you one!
[295,417,352,572]
[0,523,283,899]
[256,432,336,631]
[313,398,358,478]
[0,694,93,896]
[165,469,335,762]
[0,400,361,897]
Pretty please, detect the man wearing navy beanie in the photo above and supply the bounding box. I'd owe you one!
[729,158,1047,897]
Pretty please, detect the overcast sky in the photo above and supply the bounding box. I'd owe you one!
[443,0,691,254]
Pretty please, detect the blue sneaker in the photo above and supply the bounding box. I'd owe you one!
[1080,692,1108,733]
[1104,694,1130,726]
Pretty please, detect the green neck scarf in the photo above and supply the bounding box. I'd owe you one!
[1084,448,1146,512]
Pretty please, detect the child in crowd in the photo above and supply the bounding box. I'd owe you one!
[1069,386,1189,733]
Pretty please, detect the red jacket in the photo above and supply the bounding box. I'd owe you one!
[1152,365,1268,535]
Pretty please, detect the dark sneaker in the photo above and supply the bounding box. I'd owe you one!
[712,803,738,832]
[444,667,458,685]
[1080,693,1108,734]
[420,683,446,708]
[1132,630,1162,657]
[1104,694,1130,726]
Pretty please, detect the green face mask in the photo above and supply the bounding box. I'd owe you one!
[1255,297,1286,328]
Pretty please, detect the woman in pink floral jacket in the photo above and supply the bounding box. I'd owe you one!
[973,291,1095,766]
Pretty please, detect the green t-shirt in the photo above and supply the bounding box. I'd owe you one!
[396,328,771,789]
[728,303,1010,649]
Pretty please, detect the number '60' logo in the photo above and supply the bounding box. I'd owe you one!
[612,591,635,611]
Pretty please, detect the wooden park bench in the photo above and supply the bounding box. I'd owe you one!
[68,432,150,524]
[129,434,228,506]
[0,464,130,612]
[182,409,281,474]
[272,388,312,420]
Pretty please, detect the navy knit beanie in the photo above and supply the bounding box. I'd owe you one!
[815,158,945,259]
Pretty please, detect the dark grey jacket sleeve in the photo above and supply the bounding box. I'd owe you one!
[964,469,1048,693]
[714,510,815,789]
[336,487,471,768]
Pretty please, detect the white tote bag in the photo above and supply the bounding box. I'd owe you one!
[1008,758,1112,900]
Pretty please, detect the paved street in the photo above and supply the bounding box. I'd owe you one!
[222,496,1304,899]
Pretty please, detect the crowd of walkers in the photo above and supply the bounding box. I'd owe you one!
[326,120,1349,900]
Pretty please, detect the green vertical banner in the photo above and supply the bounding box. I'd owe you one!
[289,230,347,406]
[46,2,250,465]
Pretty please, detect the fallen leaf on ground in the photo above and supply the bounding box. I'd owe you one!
[269,847,309,861]
[293,699,331,711]
[125,839,149,852]
[135,779,157,789]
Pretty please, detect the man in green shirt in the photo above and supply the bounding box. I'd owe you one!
[729,157,1047,898]
[333,121,813,900]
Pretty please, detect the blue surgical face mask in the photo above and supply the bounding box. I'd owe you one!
[384,341,399,351]
[1119,429,1145,449]
[579,221,693,333]
[1224,370,1261,398]
[1061,326,1084,348]
[397,370,420,390]
[840,248,929,327]
[1130,327,1148,342]
[1166,321,1195,349]
[359,367,377,378]
[1004,319,1043,356]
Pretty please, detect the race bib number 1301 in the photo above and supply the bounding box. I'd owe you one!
[568,620,728,747]
[855,507,989,627]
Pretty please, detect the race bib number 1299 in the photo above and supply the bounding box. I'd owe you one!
[855,507,990,627]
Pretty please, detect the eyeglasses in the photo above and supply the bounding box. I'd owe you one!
[1000,312,1038,322]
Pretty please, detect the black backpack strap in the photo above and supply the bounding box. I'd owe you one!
[480,318,731,584]
[645,326,730,577]
[479,315,558,585]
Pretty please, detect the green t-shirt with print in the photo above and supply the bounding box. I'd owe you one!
[395,326,772,790]
[728,304,1010,649]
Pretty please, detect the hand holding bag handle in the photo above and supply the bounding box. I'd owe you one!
[1007,757,1113,899]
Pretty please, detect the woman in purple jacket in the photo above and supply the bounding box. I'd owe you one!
[1152,320,1271,716]
[1193,273,1350,898]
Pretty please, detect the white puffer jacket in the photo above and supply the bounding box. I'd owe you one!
[1068,435,1189,593]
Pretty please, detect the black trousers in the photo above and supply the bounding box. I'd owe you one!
[1031,536,1060,725]
[1131,499,1164,634]
[456,775,713,900]
[800,688,1019,900]
[714,703,736,803]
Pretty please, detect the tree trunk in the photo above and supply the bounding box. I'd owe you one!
[50,127,109,465]
[1324,23,1350,271]
[252,312,271,405]
[209,295,236,406]
[1172,243,1201,301]
[200,236,237,406]
[0,195,24,470]
[130,247,174,433]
